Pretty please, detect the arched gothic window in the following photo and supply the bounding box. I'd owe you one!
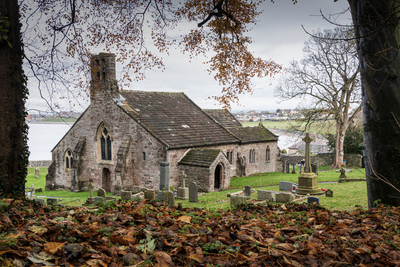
[143,151,146,161]
[249,149,255,164]
[65,149,73,169]
[266,146,270,162]
[98,125,112,161]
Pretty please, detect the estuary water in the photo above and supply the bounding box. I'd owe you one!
[26,123,298,161]
[27,123,73,161]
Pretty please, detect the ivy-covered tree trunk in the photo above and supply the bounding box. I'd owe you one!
[0,0,29,197]
[348,0,400,207]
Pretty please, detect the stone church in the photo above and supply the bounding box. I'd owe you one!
[46,53,280,193]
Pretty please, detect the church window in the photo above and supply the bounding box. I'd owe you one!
[143,151,146,161]
[266,146,270,162]
[65,149,73,169]
[249,149,255,164]
[99,125,112,161]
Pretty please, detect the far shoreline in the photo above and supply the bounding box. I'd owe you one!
[27,121,75,125]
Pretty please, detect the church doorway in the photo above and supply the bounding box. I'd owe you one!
[214,164,222,189]
[102,168,112,192]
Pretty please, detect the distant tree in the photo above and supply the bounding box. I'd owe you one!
[282,149,287,154]
[326,125,363,155]
[276,108,281,113]
[275,27,361,168]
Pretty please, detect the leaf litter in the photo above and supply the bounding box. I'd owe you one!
[0,198,400,266]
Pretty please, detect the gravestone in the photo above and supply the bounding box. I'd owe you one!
[291,164,296,174]
[94,196,105,204]
[132,192,144,201]
[339,168,347,178]
[85,182,95,205]
[35,199,46,205]
[296,133,323,195]
[325,189,333,197]
[47,198,57,205]
[257,190,273,201]
[308,196,320,204]
[35,167,40,178]
[189,182,198,203]
[156,162,170,201]
[105,196,116,201]
[144,189,156,201]
[167,192,175,208]
[230,195,247,206]
[275,193,293,203]
[286,161,290,174]
[311,163,318,174]
[121,190,133,201]
[177,171,189,200]
[244,186,251,198]
[97,188,106,198]
[35,188,42,193]
[279,181,293,191]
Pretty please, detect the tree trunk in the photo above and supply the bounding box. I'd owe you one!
[0,0,28,197]
[348,0,400,207]
[333,122,347,168]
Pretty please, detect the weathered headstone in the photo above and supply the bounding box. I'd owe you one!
[97,188,106,198]
[291,164,296,174]
[257,190,273,201]
[35,167,40,178]
[35,188,42,193]
[230,195,247,206]
[106,196,116,201]
[177,171,189,200]
[94,196,105,204]
[121,190,133,200]
[307,196,320,204]
[47,198,57,205]
[244,186,251,198]
[279,181,293,191]
[35,199,46,205]
[339,168,347,178]
[275,193,293,203]
[144,189,156,201]
[189,182,198,203]
[286,161,290,174]
[156,162,170,201]
[132,192,144,201]
[325,189,333,197]
[88,182,94,198]
[311,163,318,175]
[167,192,175,208]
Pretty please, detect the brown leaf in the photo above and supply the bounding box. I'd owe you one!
[188,253,204,263]
[177,215,191,223]
[155,251,174,267]
[44,242,66,254]
[307,241,319,255]
[0,214,14,228]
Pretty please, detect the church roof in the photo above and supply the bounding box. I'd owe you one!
[117,90,238,149]
[178,149,222,167]
[203,109,242,128]
[226,125,278,144]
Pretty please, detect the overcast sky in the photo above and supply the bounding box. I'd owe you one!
[25,0,351,114]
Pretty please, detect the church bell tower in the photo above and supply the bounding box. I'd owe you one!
[90,53,119,102]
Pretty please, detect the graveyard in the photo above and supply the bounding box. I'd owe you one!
[1,168,399,266]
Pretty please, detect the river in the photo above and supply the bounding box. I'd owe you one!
[26,123,299,161]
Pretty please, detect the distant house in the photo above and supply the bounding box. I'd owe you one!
[46,53,280,193]
[288,134,331,154]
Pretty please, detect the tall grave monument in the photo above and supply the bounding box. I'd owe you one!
[296,133,324,195]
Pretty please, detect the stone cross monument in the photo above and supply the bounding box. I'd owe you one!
[177,171,189,200]
[296,133,323,195]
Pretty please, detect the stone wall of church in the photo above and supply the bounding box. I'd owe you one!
[47,88,166,192]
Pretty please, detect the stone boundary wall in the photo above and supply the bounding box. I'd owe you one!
[28,161,52,168]
[281,153,362,168]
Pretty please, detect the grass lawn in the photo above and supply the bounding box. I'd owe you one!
[26,166,367,211]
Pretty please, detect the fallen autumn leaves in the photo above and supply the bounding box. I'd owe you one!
[0,198,400,266]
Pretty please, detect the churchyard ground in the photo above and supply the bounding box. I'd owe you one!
[25,166,367,211]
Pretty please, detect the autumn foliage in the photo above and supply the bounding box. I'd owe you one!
[21,0,282,109]
[1,198,400,266]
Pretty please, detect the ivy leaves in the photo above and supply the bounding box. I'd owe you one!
[0,12,12,48]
